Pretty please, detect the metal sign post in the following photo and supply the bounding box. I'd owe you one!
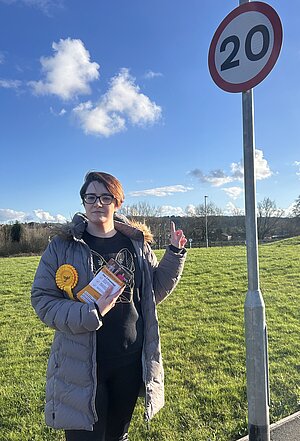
[208,2,282,440]
[242,85,270,441]
[240,5,270,439]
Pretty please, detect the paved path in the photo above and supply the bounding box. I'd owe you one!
[237,411,300,441]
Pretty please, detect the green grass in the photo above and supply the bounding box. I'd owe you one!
[0,238,299,441]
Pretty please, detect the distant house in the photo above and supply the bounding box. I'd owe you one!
[221,233,232,241]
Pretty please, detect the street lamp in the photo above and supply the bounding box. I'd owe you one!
[204,195,208,248]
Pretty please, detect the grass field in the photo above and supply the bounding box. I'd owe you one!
[0,238,299,441]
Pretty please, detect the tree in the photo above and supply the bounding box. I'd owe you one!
[257,197,284,240]
[292,195,300,217]
[119,202,160,217]
[230,206,244,216]
[193,201,222,217]
[185,201,222,242]
[10,221,23,242]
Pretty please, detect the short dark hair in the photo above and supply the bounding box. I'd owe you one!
[80,171,124,207]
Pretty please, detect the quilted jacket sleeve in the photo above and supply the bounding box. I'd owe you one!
[31,237,102,334]
[146,244,186,305]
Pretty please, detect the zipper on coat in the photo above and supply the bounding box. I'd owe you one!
[140,266,151,424]
[74,235,100,424]
[90,331,98,423]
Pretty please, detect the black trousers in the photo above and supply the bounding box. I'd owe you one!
[65,357,142,441]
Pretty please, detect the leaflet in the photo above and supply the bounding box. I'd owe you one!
[77,258,133,304]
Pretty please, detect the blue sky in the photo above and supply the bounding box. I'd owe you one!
[0,0,299,223]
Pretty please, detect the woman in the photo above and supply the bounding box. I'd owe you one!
[31,171,187,441]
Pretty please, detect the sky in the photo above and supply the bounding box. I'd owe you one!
[0,0,299,223]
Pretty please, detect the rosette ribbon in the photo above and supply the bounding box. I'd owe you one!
[55,264,78,300]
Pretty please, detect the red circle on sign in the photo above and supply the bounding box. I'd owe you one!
[208,2,283,93]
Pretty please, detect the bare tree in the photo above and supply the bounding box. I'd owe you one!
[185,204,196,217]
[185,201,222,242]
[231,206,244,216]
[119,202,160,218]
[257,197,284,240]
[292,195,300,217]
[193,201,222,217]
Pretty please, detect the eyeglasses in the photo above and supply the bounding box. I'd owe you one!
[83,193,114,205]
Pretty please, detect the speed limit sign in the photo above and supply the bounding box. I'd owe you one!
[208,2,282,92]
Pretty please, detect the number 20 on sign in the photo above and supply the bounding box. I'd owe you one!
[208,2,282,93]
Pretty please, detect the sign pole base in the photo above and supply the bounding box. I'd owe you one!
[245,289,270,441]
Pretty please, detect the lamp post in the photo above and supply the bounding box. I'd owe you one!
[204,195,208,248]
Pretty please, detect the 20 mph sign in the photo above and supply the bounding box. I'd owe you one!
[208,2,282,92]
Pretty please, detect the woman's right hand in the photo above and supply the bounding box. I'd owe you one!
[96,285,125,317]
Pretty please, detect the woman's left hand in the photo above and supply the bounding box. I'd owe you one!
[170,221,187,249]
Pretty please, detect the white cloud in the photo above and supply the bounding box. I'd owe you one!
[0,52,5,64]
[293,161,300,178]
[158,206,186,217]
[144,70,163,79]
[186,204,196,216]
[34,209,66,223]
[73,68,161,137]
[129,184,193,197]
[0,208,66,223]
[191,149,272,187]
[255,149,273,180]
[1,0,65,15]
[230,161,244,181]
[0,208,27,222]
[283,202,296,217]
[73,100,126,137]
[224,202,244,216]
[29,38,100,100]
[189,169,233,187]
[222,186,243,199]
[207,171,233,187]
[27,42,161,136]
[231,149,272,181]
[55,213,67,223]
[0,79,22,89]
[50,106,67,116]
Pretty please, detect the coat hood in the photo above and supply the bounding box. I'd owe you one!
[53,212,153,243]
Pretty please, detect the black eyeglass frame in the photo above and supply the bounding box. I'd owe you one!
[83,193,115,205]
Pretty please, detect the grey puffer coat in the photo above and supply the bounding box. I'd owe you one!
[31,213,186,431]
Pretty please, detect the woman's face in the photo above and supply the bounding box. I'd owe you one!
[83,181,118,225]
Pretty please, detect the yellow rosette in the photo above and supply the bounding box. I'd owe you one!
[55,264,78,300]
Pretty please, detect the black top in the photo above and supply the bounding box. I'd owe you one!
[82,230,144,366]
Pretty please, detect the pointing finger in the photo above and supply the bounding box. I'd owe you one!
[170,221,176,234]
